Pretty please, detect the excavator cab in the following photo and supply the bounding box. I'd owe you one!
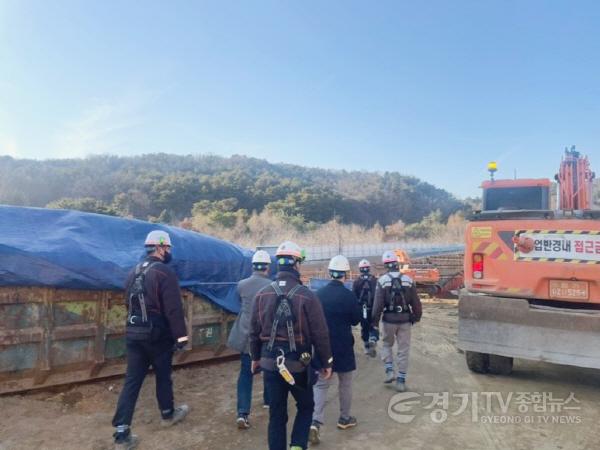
[482,179,551,211]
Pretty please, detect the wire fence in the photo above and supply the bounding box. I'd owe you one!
[256,242,464,262]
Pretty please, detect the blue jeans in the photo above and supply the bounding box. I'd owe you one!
[264,369,314,450]
[237,353,270,416]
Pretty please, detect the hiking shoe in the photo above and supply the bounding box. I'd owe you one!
[337,416,357,430]
[236,415,250,429]
[384,370,395,384]
[161,404,189,427]
[309,421,321,445]
[395,380,406,392]
[114,434,139,450]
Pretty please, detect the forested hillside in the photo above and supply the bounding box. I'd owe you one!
[0,154,466,229]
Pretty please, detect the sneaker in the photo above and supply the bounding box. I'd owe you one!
[337,416,357,430]
[236,415,250,429]
[309,421,321,445]
[114,434,139,450]
[384,370,395,384]
[395,380,406,392]
[161,404,189,427]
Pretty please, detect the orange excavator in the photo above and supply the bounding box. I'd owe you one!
[395,249,441,296]
[458,147,599,374]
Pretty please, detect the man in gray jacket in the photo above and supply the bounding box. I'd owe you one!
[227,250,272,429]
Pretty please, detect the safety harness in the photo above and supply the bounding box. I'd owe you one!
[126,261,159,341]
[385,274,410,314]
[266,282,303,353]
[358,276,374,309]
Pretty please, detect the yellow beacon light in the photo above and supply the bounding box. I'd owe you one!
[487,161,498,180]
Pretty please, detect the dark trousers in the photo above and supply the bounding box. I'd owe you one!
[360,306,378,343]
[112,337,174,427]
[264,369,314,450]
[237,353,270,416]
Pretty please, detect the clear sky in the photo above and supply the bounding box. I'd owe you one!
[1,0,599,198]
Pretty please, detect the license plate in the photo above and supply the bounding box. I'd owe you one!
[549,280,589,301]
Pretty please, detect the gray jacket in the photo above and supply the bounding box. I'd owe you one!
[227,272,272,353]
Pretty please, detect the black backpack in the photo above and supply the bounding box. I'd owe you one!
[125,261,159,341]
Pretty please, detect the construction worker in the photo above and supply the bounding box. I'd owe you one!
[249,241,333,450]
[227,249,272,429]
[352,259,379,357]
[371,250,422,393]
[309,255,361,445]
[111,230,189,450]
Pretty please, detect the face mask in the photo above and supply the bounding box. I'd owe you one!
[162,250,172,264]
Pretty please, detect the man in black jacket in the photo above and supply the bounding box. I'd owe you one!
[352,259,379,357]
[112,230,189,450]
[309,255,362,445]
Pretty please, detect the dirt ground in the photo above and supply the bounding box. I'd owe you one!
[2,299,600,450]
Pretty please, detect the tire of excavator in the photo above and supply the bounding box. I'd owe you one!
[465,351,489,374]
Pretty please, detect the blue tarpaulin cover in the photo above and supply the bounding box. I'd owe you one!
[0,205,253,313]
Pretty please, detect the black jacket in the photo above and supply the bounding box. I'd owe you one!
[124,256,187,341]
[316,280,362,372]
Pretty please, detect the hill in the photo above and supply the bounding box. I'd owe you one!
[0,154,466,230]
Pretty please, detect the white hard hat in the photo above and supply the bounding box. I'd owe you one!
[252,250,271,264]
[276,241,303,259]
[358,259,371,269]
[144,230,172,246]
[382,250,398,264]
[328,255,350,272]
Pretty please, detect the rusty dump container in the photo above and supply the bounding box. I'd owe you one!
[0,286,236,394]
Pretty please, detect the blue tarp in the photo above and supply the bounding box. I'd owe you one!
[0,205,253,313]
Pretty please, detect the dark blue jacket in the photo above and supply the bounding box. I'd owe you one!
[316,280,362,372]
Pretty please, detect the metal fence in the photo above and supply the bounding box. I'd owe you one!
[256,242,464,262]
[303,242,464,262]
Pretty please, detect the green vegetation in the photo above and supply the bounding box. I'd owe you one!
[0,153,470,243]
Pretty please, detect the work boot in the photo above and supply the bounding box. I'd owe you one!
[337,416,358,430]
[309,421,321,445]
[384,369,395,384]
[161,404,189,427]
[114,434,139,450]
[367,342,377,358]
[395,380,406,392]
[236,415,250,429]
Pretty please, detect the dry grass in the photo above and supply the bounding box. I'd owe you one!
[180,210,465,248]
